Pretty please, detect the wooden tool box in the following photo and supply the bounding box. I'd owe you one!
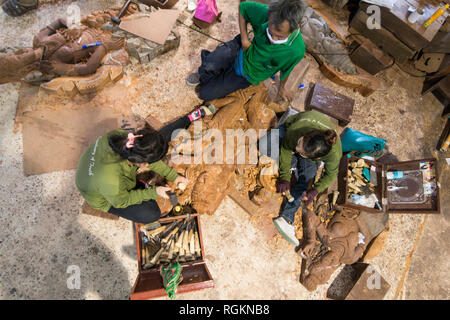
[337,155,440,214]
[130,214,214,299]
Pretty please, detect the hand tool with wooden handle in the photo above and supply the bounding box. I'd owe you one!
[193,222,201,258]
[161,221,183,244]
[175,219,190,248]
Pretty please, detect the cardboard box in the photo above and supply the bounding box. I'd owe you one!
[337,155,440,214]
[130,214,214,299]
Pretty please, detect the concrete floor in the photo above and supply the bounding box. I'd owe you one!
[0,0,448,300]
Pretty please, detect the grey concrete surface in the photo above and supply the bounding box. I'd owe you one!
[0,0,448,300]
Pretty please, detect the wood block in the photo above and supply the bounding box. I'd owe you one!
[305,82,355,126]
[350,10,416,61]
[350,39,394,75]
[81,202,120,220]
[145,114,164,130]
[283,59,310,97]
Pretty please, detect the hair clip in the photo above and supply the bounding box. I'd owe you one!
[126,133,143,149]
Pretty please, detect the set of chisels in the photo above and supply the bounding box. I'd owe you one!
[140,215,202,269]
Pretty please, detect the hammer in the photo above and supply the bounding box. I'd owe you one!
[111,0,134,25]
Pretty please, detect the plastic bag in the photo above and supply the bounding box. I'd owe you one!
[341,128,386,158]
[194,0,218,23]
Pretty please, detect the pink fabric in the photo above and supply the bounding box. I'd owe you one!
[194,0,218,24]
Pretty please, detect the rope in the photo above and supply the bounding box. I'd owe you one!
[160,262,183,299]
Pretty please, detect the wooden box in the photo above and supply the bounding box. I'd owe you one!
[305,82,355,126]
[337,155,440,214]
[326,263,390,300]
[130,214,214,299]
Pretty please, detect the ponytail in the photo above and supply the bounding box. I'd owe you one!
[323,130,337,146]
[108,125,168,164]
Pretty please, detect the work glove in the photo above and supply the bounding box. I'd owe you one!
[276,179,291,194]
[302,189,319,206]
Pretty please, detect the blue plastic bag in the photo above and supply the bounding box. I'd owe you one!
[341,128,386,157]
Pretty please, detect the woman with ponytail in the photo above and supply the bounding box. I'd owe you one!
[75,104,216,224]
[272,110,342,246]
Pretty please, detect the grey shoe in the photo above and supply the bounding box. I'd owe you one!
[273,217,299,246]
[186,72,200,86]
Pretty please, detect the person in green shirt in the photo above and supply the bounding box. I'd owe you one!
[75,105,215,224]
[263,111,342,246]
[186,0,307,101]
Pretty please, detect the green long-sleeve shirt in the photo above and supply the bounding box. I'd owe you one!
[279,111,342,193]
[75,129,178,212]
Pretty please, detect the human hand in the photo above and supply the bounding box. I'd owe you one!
[174,176,189,190]
[301,240,316,258]
[156,186,171,199]
[276,179,291,194]
[302,189,318,206]
[241,37,252,51]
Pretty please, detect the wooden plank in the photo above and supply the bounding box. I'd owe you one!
[145,114,164,130]
[227,189,261,216]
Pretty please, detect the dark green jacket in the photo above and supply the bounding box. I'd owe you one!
[239,1,306,85]
[75,130,178,212]
[279,111,342,192]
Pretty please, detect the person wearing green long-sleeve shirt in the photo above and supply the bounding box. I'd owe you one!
[272,111,342,245]
[75,105,216,223]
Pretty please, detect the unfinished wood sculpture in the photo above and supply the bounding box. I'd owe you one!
[299,204,371,292]
[167,85,280,215]
[40,64,124,95]
[300,5,381,96]
[0,4,180,95]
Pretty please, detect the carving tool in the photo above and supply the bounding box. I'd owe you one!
[111,0,135,25]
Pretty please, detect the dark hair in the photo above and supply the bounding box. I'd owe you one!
[303,130,337,158]
[268,0,307,32]
[108,125,168,164]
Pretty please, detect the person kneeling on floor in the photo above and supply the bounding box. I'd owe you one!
[75,105,216,224]
[186,0,307,102]
[271,111,342,246]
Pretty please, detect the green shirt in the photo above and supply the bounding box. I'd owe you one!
[75,129,178,212]
[279,111,343,193]
[239,1,306,85]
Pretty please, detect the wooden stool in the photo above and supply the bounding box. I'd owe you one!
[305,82,355,127]
[81,202,120,220]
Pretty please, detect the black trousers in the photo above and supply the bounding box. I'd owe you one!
[107,115,191,223]
[198,34,251,101]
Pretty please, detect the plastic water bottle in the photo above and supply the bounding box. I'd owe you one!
[386,171,404,179]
